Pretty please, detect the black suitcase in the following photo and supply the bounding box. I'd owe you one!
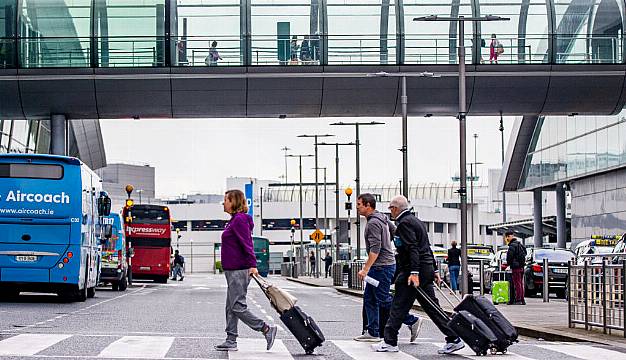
[280,305,325,354]
[455,295,518,353]
[448,310,498,356]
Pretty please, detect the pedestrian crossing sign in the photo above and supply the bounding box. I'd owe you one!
[309,229,324,244]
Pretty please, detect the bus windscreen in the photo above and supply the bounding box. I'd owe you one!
[0,164,63,179]
[130,207,170,225]
[129,238,171,248]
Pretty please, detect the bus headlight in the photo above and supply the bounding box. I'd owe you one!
[58,263,64,269]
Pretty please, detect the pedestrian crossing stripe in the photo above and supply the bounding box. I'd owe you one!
[332,340,415,360]
[538,344,626,360]
[0,334,625,359]
[0,334,71,356]
[433,342,534,359]
[98,336,174,358]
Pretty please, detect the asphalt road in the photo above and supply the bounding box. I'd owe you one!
[0,274,624,359]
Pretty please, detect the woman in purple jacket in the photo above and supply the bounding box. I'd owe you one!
[214,189,277,352]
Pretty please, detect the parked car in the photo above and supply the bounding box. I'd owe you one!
[484,247,508,292]
[443,245,494,291]
[574,238,618,265]
[524,248,575,299]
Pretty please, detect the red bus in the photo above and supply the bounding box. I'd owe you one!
[123,204,172,283]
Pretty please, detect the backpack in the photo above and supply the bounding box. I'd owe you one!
[497,42,504,54]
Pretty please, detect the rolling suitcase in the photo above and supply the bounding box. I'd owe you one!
[491,281,510,305]
[454,295,518,353]
[253,274,325,354]
[424,285,499,356]
[448,310,498,356]
[280,305,325,354]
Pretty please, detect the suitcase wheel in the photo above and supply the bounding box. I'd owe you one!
[490,348,498,355]
[305,349,314,355]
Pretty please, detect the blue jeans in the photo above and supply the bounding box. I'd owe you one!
[364,264,396,337]
[449,265,460,291]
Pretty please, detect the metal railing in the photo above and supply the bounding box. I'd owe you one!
[4,33,624,68]
[332,261,346,286]
[348,260,365,291]
[569,253,626,335]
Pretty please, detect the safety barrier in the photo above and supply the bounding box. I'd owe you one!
[348,261,365,291]
[280,262,299,279]
[569,254,626,336]
[332,262,345,286]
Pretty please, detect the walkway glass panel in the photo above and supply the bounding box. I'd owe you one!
[0,0,16,68]
[19,0,91,68]
[554,0,624,63]
[403,0,473,64]
[174,0,241,66]
[478,0,550,64]
[327,0,397,65]
[250,0,320,66]
[95,0,166,67]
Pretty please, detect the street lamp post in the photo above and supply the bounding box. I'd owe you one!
[414,14,509,296]
[330,122,384,261]
[318,142,356,262]
[281,146,291,183]
[499,112,507,222]
[290,219,296,267]
[313,166,328,278]
[366,71,438,198]
[287,154,314,276]
[297,134,334,272]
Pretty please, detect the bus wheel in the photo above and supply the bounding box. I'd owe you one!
[119,275,128,291]
[112,282,120,291]
[87,286,96,298]
[76,285,87,302]
[156,276,168,284]
[0,288,19,300]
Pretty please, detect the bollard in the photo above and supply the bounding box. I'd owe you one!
[543,258,549,303]
[479,259,485,296]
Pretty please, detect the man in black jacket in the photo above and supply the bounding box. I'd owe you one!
[372,195,464,354]
[505,232,527,305]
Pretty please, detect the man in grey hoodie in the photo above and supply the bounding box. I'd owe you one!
[353,193,422,342]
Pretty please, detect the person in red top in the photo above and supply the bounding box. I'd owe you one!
[214,189,277,352]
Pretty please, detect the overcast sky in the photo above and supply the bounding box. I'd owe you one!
[100,116,516,198]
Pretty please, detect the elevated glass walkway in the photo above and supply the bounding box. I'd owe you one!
[0,0,624,69]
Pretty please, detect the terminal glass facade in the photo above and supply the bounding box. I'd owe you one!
[520,111,626,189]
[1,0,626,67]
[0,119,46,154]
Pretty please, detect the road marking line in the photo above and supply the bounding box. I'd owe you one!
[332,340,416,360]
[229,338,292,360]
[538,343,626,360]
[434,343,532,359]
[260,309,267,314]
[0,334,71,356]
[97,336,174,358]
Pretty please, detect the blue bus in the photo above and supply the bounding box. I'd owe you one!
[0,154,111,301]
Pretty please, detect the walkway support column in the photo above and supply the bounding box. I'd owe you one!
[533,188,543,248]
[50,114,67,156]
[556,182,567,249]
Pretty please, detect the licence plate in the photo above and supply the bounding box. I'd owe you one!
[15,255,38,262]
[553,268,567,274]
[140,266,151,271]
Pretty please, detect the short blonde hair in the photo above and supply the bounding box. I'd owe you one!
[225,189,248,214]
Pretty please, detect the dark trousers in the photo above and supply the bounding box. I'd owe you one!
[325,263,332,278]
[512,268,525,302]
[384,267,458,346]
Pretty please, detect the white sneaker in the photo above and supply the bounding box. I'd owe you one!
[371,341,399,352]
[437,340,465,354]
[408,317,423,342]
[354,333,380,342]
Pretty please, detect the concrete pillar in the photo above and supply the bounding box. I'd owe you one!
[50,114,67,156]
[556,182,567,249]
[444,223,450,247]
[533,189,543,248]
[428,221,435,244]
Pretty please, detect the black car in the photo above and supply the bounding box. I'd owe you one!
[524,248,574,299]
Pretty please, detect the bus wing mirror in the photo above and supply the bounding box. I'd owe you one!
[97,193,112,216]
